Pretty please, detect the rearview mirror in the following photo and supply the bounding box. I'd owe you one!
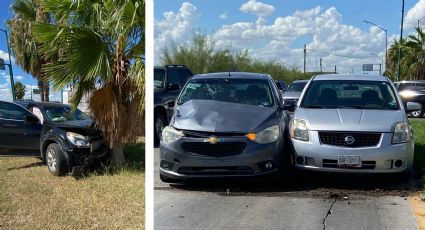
[25,114,39,125]
[165,100,175,108]
[406,102,422,112]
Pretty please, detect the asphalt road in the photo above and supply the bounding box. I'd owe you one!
[154,148,420,230]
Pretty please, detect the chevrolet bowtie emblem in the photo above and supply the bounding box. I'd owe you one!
[204,136,219,144]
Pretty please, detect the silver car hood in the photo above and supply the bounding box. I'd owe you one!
[295,108,405,132]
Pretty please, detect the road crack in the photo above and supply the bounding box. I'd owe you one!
[322,199,337,230]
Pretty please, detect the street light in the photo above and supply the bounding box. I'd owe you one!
[418,16,425,28]
[369,53,384,75]
[0,28,15,101]
[397,0,405,82]
[364,20,387,73]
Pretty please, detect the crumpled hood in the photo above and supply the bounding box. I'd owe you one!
[51,119,100,136]
[283,91,301,99]
[295,108,406,132]
[171,100,276,133]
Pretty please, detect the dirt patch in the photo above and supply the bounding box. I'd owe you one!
[410,195,425,230]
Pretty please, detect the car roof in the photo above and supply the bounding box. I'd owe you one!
[15,101,69,109]
[191,72,271,80]
[313,74,389,82]
[394,80,425,84]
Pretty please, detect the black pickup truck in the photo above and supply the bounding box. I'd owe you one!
[394,80,425,118]
[154,65,193,144]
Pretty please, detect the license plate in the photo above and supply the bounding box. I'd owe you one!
[337,155,362,168]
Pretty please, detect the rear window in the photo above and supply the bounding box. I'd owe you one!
[286,82,307,92]
[301,80,399,110]
[178,78,274,107]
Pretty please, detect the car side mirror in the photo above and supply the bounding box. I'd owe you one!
[25,114,39,125]
[282,99,297,111]
[406,102,422,112]
[165,100,175,108]
[167,84,180,91]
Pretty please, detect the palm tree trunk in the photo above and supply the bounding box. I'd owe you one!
[43,80,49,102]
[111,144,126,166]
[37,80,45,102]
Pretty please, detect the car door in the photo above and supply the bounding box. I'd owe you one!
[163,68,182,120]
[0,101,41,155]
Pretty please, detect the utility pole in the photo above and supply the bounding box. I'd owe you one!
[397,0,405,82]
[0,28,15,101]
[303,44,306,77]
[320,58,322,73]
[379,64,382,75]
[334,65,337,74]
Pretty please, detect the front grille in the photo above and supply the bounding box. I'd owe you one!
[323,159,376,169]
[181,129,245,138]
[177,166,254,175]
[181,142,247,157]
[319,132,381,147]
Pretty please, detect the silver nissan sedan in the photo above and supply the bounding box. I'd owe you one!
[289,74,420,174]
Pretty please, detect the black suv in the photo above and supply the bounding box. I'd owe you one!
[0,100,107,176]
[394,80,425,118]
[154,65,193,144]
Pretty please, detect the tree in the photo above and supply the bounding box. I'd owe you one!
[8,0,53,101]
[33,0,145,164]
[387,27,425,80]
[14,81,26,99]
[162,33,306,83]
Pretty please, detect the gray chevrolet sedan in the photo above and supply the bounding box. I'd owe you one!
[290,74,419,175]
[159,72,290,182]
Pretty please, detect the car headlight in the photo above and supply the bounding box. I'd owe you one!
[162,126,184,144]
[399,90,417,98]
[246,125,280,144]
[392,122,411,144]
[66,132,90,147]
[290,119,309,141]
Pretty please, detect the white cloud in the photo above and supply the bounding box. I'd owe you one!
[15,75,23,80]
[155,3,391,73]
[240,0,275,17]
[405,0,425,28]
[1,72,5,76]
[0,50,15,64]
[154,2,199,64]
[219,12,228,19]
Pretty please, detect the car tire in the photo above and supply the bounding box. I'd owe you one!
[154,112,167,146]
[46,143,68,176]
[394,171,411,182]
[409,104,424,118]
[160,173,181,183]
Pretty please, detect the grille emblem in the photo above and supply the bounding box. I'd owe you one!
[204,136,219,144]
[344,136,355,145]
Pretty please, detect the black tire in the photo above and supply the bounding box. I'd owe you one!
[409,104,424,118]
[154,112,167,146]
[160,173,181,183]
[394,171,411,182]
[45,143,68,176]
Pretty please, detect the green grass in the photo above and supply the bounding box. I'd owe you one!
[411,119,425,182]
[0,139,145,229]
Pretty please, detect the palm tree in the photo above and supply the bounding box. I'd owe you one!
[8,0,52,101]
[33,0,145,164]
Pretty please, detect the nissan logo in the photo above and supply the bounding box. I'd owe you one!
[344,136,355,145]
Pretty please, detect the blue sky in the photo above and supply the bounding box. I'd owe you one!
[154,0,425,74]
[0,1,62,102]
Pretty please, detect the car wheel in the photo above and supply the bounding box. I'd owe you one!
[154,112,167,145]
[410,104,424,118]
[160,173,181,183]
[46,143,68,176]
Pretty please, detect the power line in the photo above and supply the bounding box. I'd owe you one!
[307,49,381,61]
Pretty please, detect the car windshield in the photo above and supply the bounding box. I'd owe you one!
[301,80,399,110]
[44,105,91,122]
[178,78,274,107]
[286,82,306,92]
[154,69,165,89]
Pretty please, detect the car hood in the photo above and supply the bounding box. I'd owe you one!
[50,120,100,136]
[171,100,277,133]
[283,91,301,99]
[295,108,405,132]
